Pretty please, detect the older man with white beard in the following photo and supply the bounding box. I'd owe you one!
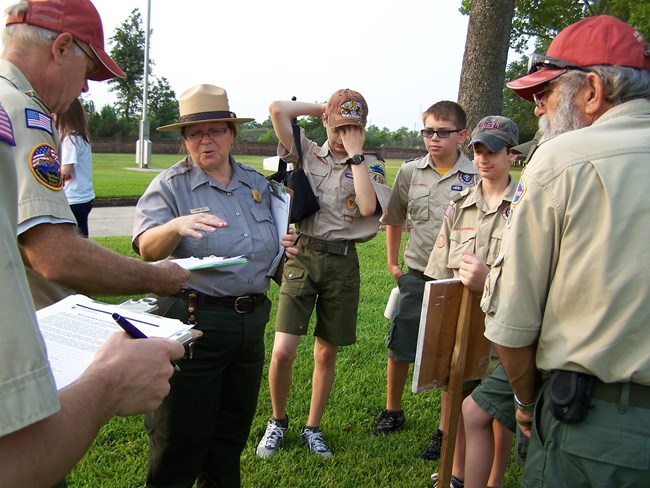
[481,15,650,487]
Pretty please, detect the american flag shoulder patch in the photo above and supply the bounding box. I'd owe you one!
[0,105,15,146]
[25,108,53,134]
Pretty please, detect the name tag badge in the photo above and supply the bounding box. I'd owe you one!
[190,207,210,214]
[451,185,462,191]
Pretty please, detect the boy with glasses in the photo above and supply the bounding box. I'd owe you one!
[371,101,478,462]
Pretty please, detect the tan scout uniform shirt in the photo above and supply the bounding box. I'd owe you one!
[381,152,478,271]
[0,60,75,309]
[424,178,517,280]
[0,109,59,436]
[483,99,650,385]
[133,157,278,297]
[278,129,391,242]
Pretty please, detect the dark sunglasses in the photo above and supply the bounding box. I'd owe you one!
[528,53,586,74]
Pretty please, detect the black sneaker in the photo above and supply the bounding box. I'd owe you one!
[419,429,443,460]
[370,409,406,436]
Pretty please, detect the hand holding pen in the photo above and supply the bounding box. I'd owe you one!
[112,313,181,372]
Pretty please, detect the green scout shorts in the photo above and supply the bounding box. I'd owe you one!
[275,243,359,346]
[471,363,517,432]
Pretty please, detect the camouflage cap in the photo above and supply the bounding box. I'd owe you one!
[470,116,519,152]
[325,88,368,129]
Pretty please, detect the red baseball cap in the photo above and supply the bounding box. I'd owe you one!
[508,15,650,101]
[6,0,126,81]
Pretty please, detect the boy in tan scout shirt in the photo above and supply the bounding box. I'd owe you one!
[425,116,519,488]
[257,89,391,458]
[371,101,478,462]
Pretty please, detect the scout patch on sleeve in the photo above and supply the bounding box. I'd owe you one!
[369,163,386,184]
[512,177,527,206]
[25,108,53,134]
[29,143,63,190]
[0,105,15,146]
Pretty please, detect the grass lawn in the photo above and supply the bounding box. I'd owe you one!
[92,152,523,199]
[65,235,524,488]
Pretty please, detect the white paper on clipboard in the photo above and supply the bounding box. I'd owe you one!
[268,180,293,276]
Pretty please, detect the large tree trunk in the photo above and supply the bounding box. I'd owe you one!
[458,0,516,137]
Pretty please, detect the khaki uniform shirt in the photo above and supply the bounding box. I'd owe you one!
[483,99,650,385]
[424,178,517,279]
[133,157,278,297]
[0,60,75,309]
[278,129,391,242]
[0,107,59,436]
[381,152,478,271]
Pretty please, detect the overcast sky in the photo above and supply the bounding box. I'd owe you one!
[1,0,473,131]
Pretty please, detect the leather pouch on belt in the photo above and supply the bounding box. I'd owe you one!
[548,369,594,423]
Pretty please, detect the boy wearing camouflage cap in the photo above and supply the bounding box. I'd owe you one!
[425,115,519,488]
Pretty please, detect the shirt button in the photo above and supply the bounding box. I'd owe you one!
[227,192,232,196]
[248,279,253,284]
[243,233,249,238]
[235,211,241,216]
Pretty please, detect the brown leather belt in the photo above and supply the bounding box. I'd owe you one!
[592,380,650,409]
[301,235,353,256]
[180,290,265,314]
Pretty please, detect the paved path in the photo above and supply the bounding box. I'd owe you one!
[88,206,136,237]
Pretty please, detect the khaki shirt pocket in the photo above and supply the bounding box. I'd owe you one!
[408,186,430,221]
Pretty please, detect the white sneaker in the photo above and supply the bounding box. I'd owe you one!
[256,418,287,459]
[300,426,333,458]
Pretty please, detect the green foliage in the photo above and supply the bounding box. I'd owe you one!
[297,115,327,145]
[148,77,179,135]
[502,57,538,144]
[107,9,147,127]
[257,129,279,144]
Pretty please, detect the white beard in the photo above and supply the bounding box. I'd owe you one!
[538,92,587,142]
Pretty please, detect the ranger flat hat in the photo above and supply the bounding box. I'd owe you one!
[157,84,254,132]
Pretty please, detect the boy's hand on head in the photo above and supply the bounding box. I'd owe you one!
[338,125,365,157]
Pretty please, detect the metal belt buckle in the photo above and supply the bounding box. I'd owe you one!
[235,295,253,314]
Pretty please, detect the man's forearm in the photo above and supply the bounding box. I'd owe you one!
[496,344,541,404]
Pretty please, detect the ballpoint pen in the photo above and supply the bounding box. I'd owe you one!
[112,313,181,372]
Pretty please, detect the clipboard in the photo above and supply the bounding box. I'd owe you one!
[268,180,293,284]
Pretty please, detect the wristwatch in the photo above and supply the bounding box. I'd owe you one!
[346,154,365,165]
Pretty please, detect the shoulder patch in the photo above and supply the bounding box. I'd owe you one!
[0,105,16,146]
[502,205,511,221]
[29,143,63,190]
[25,108,53,134]
[368,163,386,184]
[512,177,526,206]
[458,172,474,185]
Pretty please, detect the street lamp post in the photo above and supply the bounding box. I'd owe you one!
[135,0,152,169]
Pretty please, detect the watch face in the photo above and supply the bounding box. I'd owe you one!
[352,154,364,164]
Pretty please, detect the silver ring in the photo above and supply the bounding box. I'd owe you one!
[194,223,199,230]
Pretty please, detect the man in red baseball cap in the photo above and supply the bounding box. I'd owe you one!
[483,15,650,487]
[0,2,189,486]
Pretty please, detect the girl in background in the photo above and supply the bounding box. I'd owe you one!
[57,98,95,237]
